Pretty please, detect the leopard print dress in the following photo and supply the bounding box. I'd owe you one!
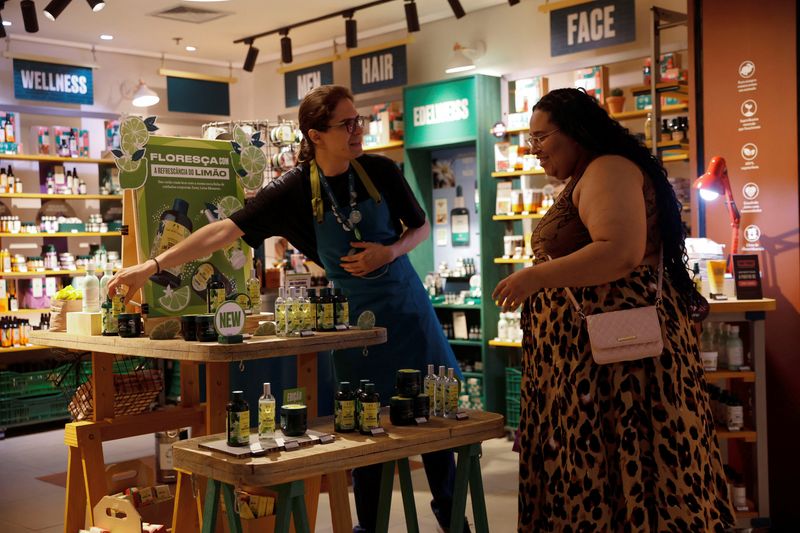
[517,169,735,532]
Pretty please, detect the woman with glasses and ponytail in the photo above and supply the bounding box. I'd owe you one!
[108,85,466,533]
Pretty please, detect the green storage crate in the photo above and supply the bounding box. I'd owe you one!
[0,393,69,427]
[505,367,522,429]
[0,366,63,399]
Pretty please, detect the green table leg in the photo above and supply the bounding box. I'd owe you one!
[468,445,489,533]
[449,443,488,533]
[397,458,419,533]
[375,461,397,533]
[201,479,221,533]
[221,483,243,533]
[290,480,311,533]
[274,480,309,533]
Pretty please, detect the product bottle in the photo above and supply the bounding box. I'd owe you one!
[726,395,744,431]
[202,203,247,269]
[444,368,459,417]
[334,288,349,327]
[307,288,318,330]
[82,261,100,313]
[497,313,509,342]
[450,185,470,246]
[284,287,297,335]
[258,382,276,440]
[359,383,381,434]
[299,287,313,331]
[318,288,335,331]
[424,364,436,415]
[434,365,446,416]
[101,297,118,336]
[644,112,653,142]
[715,323,729,368]
[150,199,193,287]
[0,167,6,193]
[226,390,250,447]
[247,267,261,315]
[99,265,114,303]
[699,325,718,371]
[660,119,671,142]
[7,291,17,312]
[726,325,744,370]
[275,287,287,337]
[335,381,356,433]
[206,274,226,313]
[291,287,304,335]
[11,318,19,347]
[6,167,14,194]
[355,379,370,429]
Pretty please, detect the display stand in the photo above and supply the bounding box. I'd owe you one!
[29,327,386,533]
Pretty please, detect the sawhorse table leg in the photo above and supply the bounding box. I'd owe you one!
[201,479,244,533]
[450,443,489,533]
[375,458,419,533]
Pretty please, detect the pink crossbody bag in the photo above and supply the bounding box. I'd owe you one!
[562,248,665,364]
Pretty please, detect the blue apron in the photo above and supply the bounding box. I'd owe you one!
[311,162,460,401]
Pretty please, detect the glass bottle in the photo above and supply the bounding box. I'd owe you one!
[258,382,276,440]
[150,199,193,287]
[299,287,313,331]
[334,287,349,327]
[444,367,459,417]
[424,364,436,416]
[434,365,446,417]
[660,119,671,142]
[726,325,744,370]
[359,383,381,434]
[99,265,114,303]
[275,287,287,337]
[355,379,370,430]
[206,274,225,313]
[318,288,335,331]
[247,267,261,315]
[335,381,356,433]
[285,287,297,335]
[644,112,653,142]
[226,390,250,447]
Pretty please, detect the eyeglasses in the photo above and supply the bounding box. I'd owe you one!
[327,115,367,134]
[526,128,560,149]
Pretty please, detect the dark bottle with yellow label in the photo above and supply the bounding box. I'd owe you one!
[318,288,335,331]
[335,381,356,433]
[206,274,226,313]
[334,288,349,327]
[226,390,250,447]
[150,198,193,288]
[359,382,381,434]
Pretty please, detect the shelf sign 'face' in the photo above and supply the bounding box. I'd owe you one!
[550,0,636,57]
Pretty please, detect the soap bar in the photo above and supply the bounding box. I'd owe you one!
[67,312,103,336]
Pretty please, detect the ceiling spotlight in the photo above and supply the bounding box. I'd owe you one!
[447,0,466,19]
[0,14,5,38]
[404,0,419,33]
[21,0,39,32]
[43,0,72,21]
[132,80,160,107]
[280,30,292,64]
[86,0,104,12]
[185,45,197,52]
[99,34,113,40]
[344,12,357,49]
[243,42,259,72]
[508,0,520,5]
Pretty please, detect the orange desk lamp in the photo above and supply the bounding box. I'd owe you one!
[693,156,740,270]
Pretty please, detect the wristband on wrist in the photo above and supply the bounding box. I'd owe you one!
[152,257,161,274]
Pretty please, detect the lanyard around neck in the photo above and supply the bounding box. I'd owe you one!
[309,159,381,224]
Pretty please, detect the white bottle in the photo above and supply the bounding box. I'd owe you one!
[275,287,287,337]
[497,313,508,342]
[82,261,100,313]
[444,367,459,417]
[726,325,744,370]
[435,365,446,417]
[258,382,276,440]
[424,364,436,415]
[99,265,114,303]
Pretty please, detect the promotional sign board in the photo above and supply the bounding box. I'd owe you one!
[13,58,94,105]
[350,45,407,94]
[167,76,230,116]
[113,117,251,317]
[403,77,477,148]
[284,62,334,108]
[549,0,635,57]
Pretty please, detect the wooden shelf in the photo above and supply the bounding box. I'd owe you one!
[734,500,758,519]
[662,154,689,162]
[362,140,404,152]
[494,257,534,264]
[501,125,529,135]
[708,298,776,314]
[448,339,482,347]
[433,303,482,310]
[705,370,756,382]
[716,428,757,442]
[0,344,49,353]
[491,169,546,178]
[631,82,689,99]
[0,193,122,200]
[493,213,545,221]
[488,339,522,348]
[0,269,111,278]
[0,308,49,314]
[0,231,121,238]
[0,153,114,164]
[645,141,689,151]
[611,104,689,121]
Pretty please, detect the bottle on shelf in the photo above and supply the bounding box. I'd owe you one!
[644,112,653,142]
[275,287,287,337]
[0,167,6,193]
[318,287,335,331]
[82,261,100,313]
[335,381,356,433]
[334,288,349,327]
[247,266,261,315]
[435,365,446,416]
[99,265,114,302]
[6,166,15,194]
[699,325,718,371]
[424,364,436,415]
[226,390,250,447]
[150,199,193,288]
[660,119,671,142]
[288,287,301,335]
[299,286,313,331]
[258,382,276,441]
[307,288,318,331]
[726,324,744,370]
[206,274,225,314]
[444,367,459,417]
[358,382,381,434]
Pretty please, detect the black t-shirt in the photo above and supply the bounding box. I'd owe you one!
[230,154,426,265]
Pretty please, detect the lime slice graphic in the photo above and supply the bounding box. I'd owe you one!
[121,134,141,155]
[357,310,376,330]
[233,292,251,309]
[217,196,244,219]
[158,285,190,312]
[254,321,277,337]
[233,125,251,149]
[120,117,149,148]
[149,319,181,340]
[115,155,141,173]
[240,146,267,176]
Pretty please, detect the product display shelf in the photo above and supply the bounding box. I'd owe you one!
[492,214,544,221]
[461,370,483,379]
[0,308,48,315]
[0,231,122,238]
[705,370,756,383]
[362,140,404,152]
[432,303,482,310]
[610,104,689,121]
[716,428,757,442]
[0,193,122,200]
[0,344,48,353]
[488,339,521,348]
[0,153,114,164]
[661,154,690,162]
[494,257,534,265]
[448,339,483,347]
[645,141,690,151]
[491,169,546,178]
[0,269,112,278]
[631,81,689,99]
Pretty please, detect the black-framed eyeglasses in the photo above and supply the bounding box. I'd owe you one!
[526,128,560,149]
[327,115,367,134]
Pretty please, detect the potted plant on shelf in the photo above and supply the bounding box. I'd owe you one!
[606,88,626,114]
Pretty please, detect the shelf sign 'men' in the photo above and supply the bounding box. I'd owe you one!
[284,62,334,108]
[350,45,407,94]
[13,59,94,105]
[549,0,635,57]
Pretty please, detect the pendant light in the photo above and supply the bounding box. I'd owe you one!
[344,12,357,49]
[280,29,292,64]
[43,0,72,21]
[447,0,466,19]
[132,80,160,108]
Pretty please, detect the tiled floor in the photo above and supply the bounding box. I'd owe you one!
[0,427,519,532]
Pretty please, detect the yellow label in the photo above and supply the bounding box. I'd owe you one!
[360,402,380,431]
[446,383,459,413]
[209,288,226,313]
[435,383,445,413]
[319,303,334,330]
[247,279,260,312]
[154,219,190,276]
[258,402,275,434]
[336,302,349,325]
[425,380,436,410]
[275,302,286,335]
[228,410,250,445]
[111,294,125,315]
[336,400,356,430]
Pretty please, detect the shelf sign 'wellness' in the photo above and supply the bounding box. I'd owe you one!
[13,59,94,105]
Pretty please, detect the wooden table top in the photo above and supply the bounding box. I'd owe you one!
[173,410,505,487]
[708,298,776,314]
[28,328,387,362]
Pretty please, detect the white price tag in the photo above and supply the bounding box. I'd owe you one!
[45,277,57,297]
[32,278,44,298]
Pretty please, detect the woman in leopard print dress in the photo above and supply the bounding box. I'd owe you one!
[493,89,734,532]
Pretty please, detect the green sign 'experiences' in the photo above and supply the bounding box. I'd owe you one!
[403,77,477,148]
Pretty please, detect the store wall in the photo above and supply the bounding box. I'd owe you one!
[699,0,799,527]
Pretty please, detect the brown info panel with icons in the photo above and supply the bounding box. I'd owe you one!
[698,0,798,526]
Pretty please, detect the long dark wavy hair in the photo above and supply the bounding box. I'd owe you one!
[533,88,694,300]
[297,85,354,162]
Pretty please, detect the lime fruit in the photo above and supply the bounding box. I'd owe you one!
[240,146,267,176]
[233,125,251,149]
[120,117,149,148]
[254,321,277,337]
[217,196,244,219]
[117,157,148,189]
[149,319,181,340]
[158,285,190,312]
[357,310,376,330]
